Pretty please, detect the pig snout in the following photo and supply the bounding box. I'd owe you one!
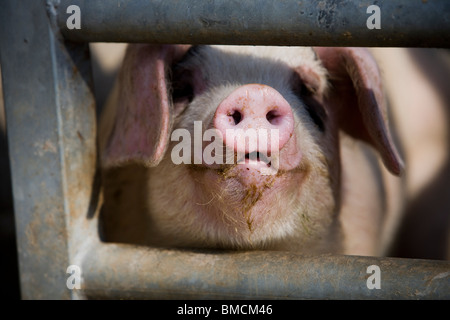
[213,84,295,175]
[214,84,294,152]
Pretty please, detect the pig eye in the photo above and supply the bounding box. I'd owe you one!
[170,46,204,113]
[172,80,194,104]
[303,97,326,132]
[291,72,326,132]
[170,68,195,114]
[300,82,314,97]
[171,68,194,102]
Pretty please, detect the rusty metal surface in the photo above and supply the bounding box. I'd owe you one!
[81,243,450,299]
[0,0,99,299]
[55,0,450,47]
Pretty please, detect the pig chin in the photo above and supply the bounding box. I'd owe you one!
[194,162,306,248]
[148,146,335,251]
[148,133,335,250]
[186,144,306,247]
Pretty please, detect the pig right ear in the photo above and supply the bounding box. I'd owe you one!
[102,44,191,168]
[315,47,404,176]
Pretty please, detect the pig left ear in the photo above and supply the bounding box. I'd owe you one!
[102,44,191,168]
[314,47,404,176]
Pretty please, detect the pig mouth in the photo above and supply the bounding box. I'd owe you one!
[239,151,271,167]
[196,150,299,236]
[213,150,278,179]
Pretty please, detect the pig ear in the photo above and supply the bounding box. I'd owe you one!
[314,47,404,176]
[102,44,191,168]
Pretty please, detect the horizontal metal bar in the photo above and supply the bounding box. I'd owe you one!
[54,0,450,47]
[0,0,99,299]
[81,243,450,299]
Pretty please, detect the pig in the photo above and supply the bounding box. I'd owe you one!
[98,44,405,256]
[371,48,450,260]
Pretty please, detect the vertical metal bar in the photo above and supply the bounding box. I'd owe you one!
[0,0,99,299]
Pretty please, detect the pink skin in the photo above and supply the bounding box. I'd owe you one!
[213,84,299,187]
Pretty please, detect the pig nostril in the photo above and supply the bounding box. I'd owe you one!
[266,110,279,125]
[230,110,242,125]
